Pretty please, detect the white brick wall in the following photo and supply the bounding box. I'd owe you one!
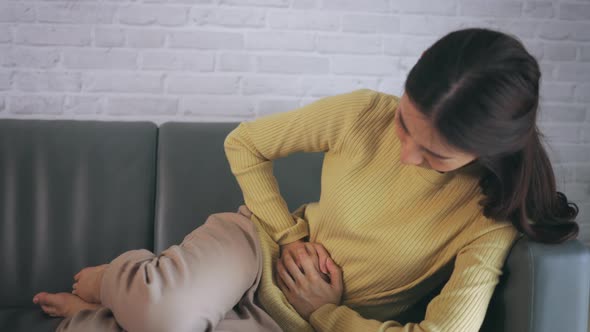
[0,0,589,243]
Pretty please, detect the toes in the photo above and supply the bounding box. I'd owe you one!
[74,267,87,280]
[42,293,57,305]
[38,292,63,306]
[37,293,58,316]
[33,292,49,305]
[35,292,77,318]
[41,304,57,316]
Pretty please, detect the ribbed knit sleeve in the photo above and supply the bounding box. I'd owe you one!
[223,89,377,245]
[308,224,521,332]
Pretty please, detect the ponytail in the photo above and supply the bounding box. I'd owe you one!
[478,129,579,244]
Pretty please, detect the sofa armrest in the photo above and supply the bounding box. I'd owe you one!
[483,236,590,332]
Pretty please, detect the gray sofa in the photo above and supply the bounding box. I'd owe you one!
[0,119,589,332]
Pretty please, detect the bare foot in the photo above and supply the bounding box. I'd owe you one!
[33,292,101,318]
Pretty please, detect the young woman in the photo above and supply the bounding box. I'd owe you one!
[33,27,579,332]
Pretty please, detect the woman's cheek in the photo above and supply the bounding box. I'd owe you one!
[431,161,457,173]
[428,158,449,172]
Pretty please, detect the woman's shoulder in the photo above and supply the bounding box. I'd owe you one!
[465,213,521,247]
[334,88,400,113]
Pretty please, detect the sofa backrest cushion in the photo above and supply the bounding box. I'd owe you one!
[481,237,590,332]
[154,122,324,253]
[0,119,157,307]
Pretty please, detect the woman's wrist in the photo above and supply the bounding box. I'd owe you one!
[280,238,305,249]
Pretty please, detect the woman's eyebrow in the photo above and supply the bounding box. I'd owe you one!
[397,107,453,160]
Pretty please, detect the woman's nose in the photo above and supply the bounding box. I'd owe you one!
[400,140,423,166]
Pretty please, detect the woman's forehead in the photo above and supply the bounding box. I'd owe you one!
[398,93,467,157]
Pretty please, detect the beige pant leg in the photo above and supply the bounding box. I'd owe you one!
[55,307,125,332]
[57,205,265,332]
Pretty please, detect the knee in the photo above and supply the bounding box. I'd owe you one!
[203,212,260,253]
[207,210,257,233]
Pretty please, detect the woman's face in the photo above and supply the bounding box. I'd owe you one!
[394,92,477,173]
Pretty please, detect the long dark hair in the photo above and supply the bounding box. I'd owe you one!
[405,28,579,244]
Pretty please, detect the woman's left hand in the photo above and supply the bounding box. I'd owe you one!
[276,247,343,321]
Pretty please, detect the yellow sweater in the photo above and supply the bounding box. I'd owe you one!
[223,88,521,332]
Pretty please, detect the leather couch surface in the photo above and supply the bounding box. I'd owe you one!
[0,120,157,330]
[481,237,590,332]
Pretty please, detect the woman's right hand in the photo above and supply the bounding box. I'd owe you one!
[279,240,331,283]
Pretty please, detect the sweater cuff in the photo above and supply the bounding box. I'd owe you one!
[309,303,339,323]
[274,215,309,246]
[309,303,350,331]
[248,211,309,246]
[309,303,397,332]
